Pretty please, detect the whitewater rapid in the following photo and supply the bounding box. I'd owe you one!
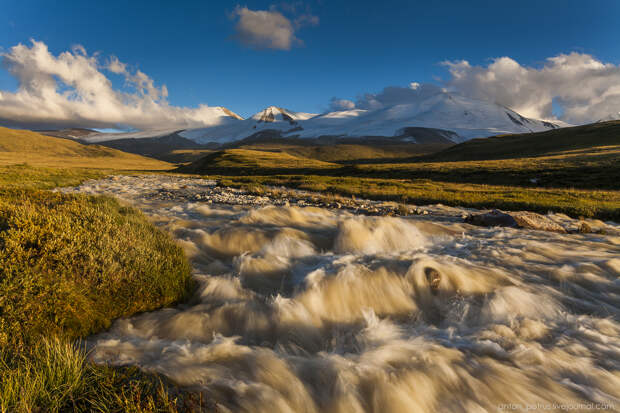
[64,176,620,413]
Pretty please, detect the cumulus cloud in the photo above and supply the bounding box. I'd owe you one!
[328,53,620,124]
[231,5,318,50]
[0,40,231,130]
[353,83,446,110]
[328,83,448,112]
[443,53,620,123]
[329,97,355,111]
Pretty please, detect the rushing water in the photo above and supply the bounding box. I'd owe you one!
[65,176,620,413]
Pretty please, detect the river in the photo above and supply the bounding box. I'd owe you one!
[62,175,620,413]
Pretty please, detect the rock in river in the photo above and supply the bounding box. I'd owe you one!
[465,209,567,233]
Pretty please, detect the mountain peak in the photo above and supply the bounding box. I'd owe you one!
[251,106,298,124]
[217,106,244,120]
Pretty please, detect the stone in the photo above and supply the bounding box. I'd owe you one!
[465,209,567,233]
[578,222,592,233]
[424,267,441,296]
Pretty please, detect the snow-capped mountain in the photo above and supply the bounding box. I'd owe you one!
[250,106,317,123]
[180,92,562,145]
[78,91,564,146]
[180,106,318,143]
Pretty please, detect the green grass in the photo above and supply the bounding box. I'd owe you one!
[0,164,108,189]
[0,338,208,412]
[354,146,620,190]
[0,189,193,348]
[425,120,620,161]
[180,144,620,191]
[175,148,620,219]
[0,165,204,412]
[216,174,619,220]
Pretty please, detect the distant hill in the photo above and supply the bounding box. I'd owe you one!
[233,141,451,164]
[87,132,214,161]
[426,120,620,162]
[93,130,454,164]
[177,148,338,174]
[0,127,172,170]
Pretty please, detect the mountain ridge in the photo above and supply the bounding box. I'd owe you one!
[179,91,563,145]
[42,92,567,149]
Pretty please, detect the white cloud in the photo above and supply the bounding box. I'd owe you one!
[354,83,446,110]
[0,40,231,130]
[232,7,297,50]
[328,53,620,124]
[329,98,355,111]
[443,53,620,123]
[328,83,448,112]
[231,5,318,50]
[106,56,126,74]
[294,13,319,28]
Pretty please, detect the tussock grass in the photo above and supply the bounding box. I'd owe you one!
[0,166,202,412]
[0,189,194,348]
[0,338,205,412]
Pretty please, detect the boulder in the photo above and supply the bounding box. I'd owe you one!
[465,209,567,233]
[424,267,441,295]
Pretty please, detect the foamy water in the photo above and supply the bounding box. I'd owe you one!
[64,176,620,412]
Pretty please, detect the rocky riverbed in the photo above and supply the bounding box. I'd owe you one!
[65,174,619,235]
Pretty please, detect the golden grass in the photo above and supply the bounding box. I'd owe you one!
[0,158,201,411]
[427,120,620,161]
[161,148,215,164]
[354,144,620,189]
[0,338,207,412]
[179,148,339,174]
[238,142,450,163]
[0,126,174,170]
[0,188,194,348]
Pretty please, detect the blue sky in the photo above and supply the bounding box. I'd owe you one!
[0,0,619,126]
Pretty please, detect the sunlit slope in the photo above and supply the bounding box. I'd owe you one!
[236,142,451,163]
[427,120,620,161]
[0,126,173,170]
[178,148,339,174]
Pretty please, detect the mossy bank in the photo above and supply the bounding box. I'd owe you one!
[0,167,203,412]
